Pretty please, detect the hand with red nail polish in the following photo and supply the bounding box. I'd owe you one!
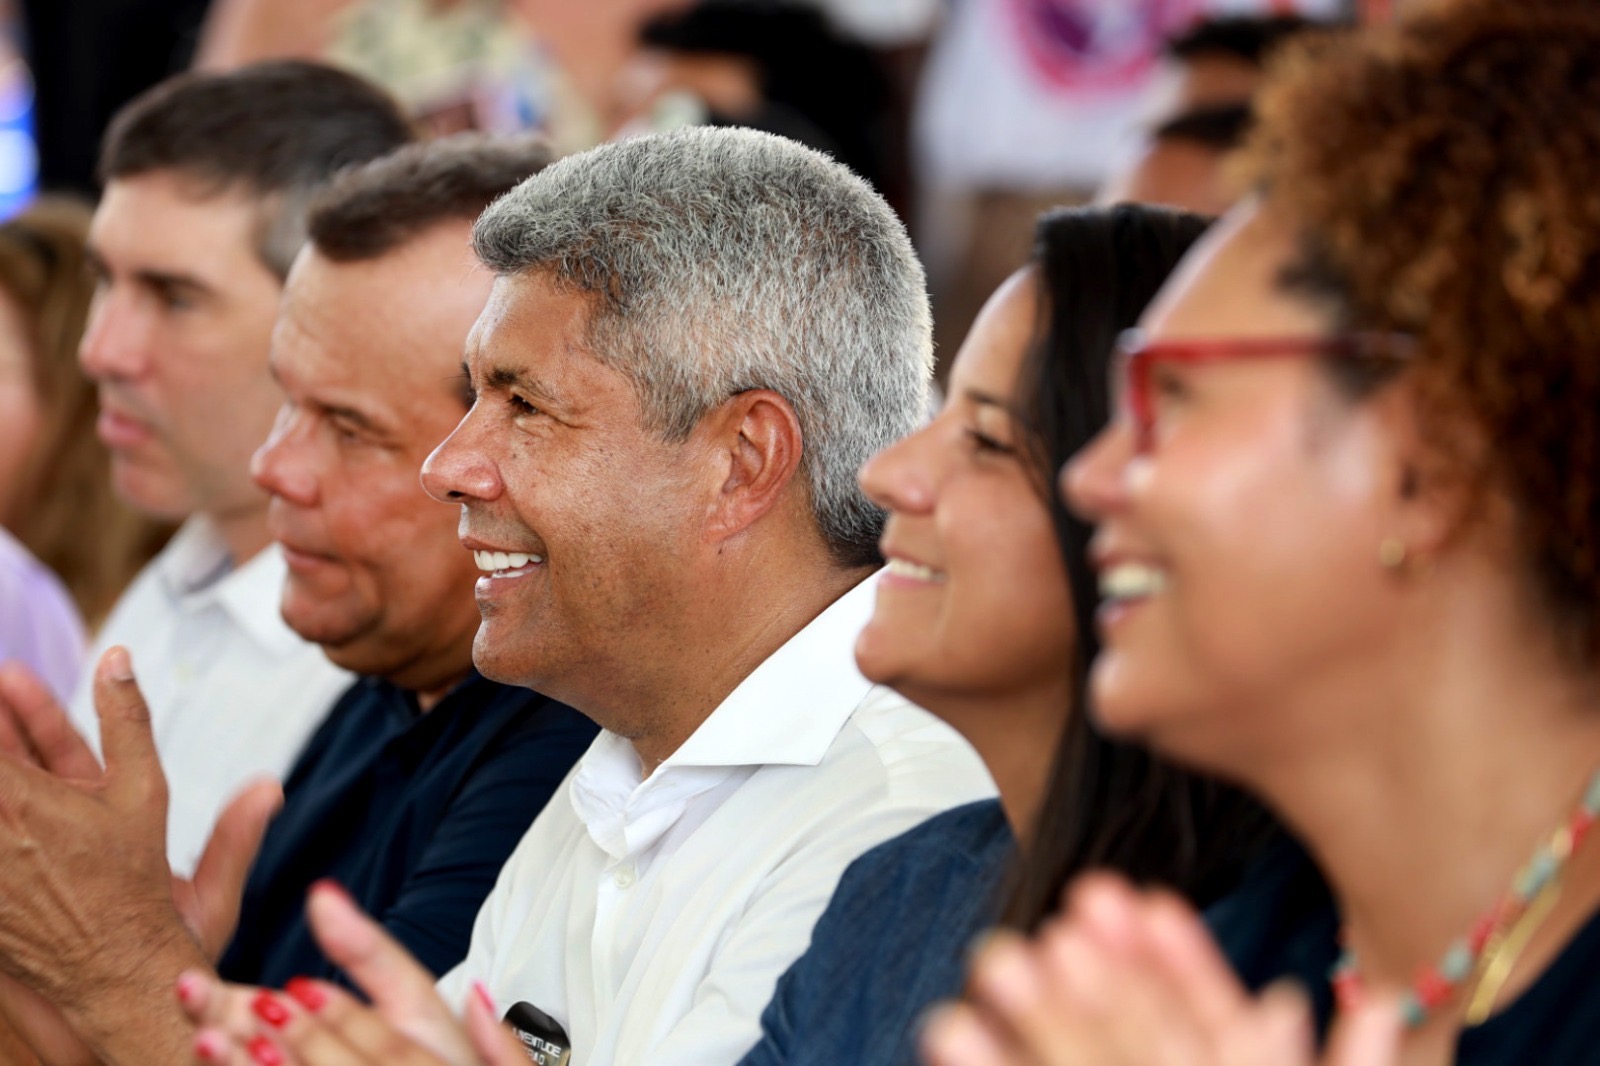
[173,890,530,1066]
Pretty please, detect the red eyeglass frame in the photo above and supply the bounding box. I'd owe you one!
[1112,329,1417,452]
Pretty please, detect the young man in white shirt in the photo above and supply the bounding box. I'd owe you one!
[183,126,994,1065]
[69,61,413,874]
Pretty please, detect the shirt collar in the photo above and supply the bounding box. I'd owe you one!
[567,573,882,860]
[155,518,305,655]
[664,574,879,770]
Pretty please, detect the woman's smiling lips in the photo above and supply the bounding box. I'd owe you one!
[1092,548,1170,630]
[877,550,948,590]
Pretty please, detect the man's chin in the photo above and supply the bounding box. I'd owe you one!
[281,606,364,656]
[110,461,191,522]
[470,629,534,688]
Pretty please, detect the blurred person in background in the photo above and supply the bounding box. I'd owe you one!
[626,1,895,194]
[1098,14,1340,216]
[68,61,411,878]
[0,525,82,706]
[0,197,173,632]
[195,0,692,151]
[912,0,1347,380]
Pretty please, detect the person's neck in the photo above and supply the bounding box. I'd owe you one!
[208,504,272,569]
[1240,631,1600,992]
[906,680,1069,842]
[624,557,876,777]
[415,670,473,713]
[377,628,479,713]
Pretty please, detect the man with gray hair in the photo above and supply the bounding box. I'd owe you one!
[184,125,991,1065]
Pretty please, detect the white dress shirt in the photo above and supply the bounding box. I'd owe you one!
[69,518,353,877]
[437,576,995,1065]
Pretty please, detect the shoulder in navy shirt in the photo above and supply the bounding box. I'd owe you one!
[218,672,598,987]
[740,799,1015,1066]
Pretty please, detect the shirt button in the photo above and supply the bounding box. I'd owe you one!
[613,866,636,889]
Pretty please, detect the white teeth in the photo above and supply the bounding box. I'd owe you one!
[1100,563,1168,602]
[473,550,544,573]
[885,557,945,583]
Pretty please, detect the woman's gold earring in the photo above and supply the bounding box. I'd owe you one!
[1379,537,1408,571]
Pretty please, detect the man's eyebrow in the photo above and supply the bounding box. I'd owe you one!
[132,267,216,300]
[272,363,386,434]
[481,363,564,405]
[321,401,384,435]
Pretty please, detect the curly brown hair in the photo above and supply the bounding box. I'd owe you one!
[1240,0,1600,663]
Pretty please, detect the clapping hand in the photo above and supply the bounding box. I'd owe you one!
[920,873,1401,1066]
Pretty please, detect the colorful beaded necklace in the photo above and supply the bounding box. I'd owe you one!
[1330,767,1600,1029]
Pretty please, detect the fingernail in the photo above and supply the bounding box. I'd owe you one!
[194,1032,226,1064]
[105,646,134,682]
[285,976,326,1012]
[247,1035,285,1066]
[175,972,202,1009]
[252,991,291,1029]
[310,878,354,905]
[473,980,497,1017]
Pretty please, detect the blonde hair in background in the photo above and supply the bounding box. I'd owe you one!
[0,197,172,629]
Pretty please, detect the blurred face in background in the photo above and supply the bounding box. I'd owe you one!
[1064,204,1407,773]
[79,170,284,528]
[0,290,41,523]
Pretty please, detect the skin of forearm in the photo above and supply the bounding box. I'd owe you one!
[51,919,211,1066]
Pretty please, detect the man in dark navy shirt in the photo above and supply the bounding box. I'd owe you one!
[0,134,596,1063]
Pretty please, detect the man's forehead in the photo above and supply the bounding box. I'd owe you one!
[464,274,587,369]
[282,257,473,407]
[97,169,266,229]
[92,170,268,274]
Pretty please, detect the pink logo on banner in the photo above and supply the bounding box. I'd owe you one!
[1007,0,1205,94]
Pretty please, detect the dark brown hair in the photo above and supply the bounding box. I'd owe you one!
[98,60,415,277]
[308,133,553,264]
[1002,204,1276,931]
[1240,0,1600,664]
[0,198,172,626]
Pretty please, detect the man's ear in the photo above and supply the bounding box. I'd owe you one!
[700,389,804,543]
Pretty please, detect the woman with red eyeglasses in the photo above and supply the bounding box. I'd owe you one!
[922,2,1600,1065]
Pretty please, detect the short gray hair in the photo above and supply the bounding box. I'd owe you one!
[472,126,932,568]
